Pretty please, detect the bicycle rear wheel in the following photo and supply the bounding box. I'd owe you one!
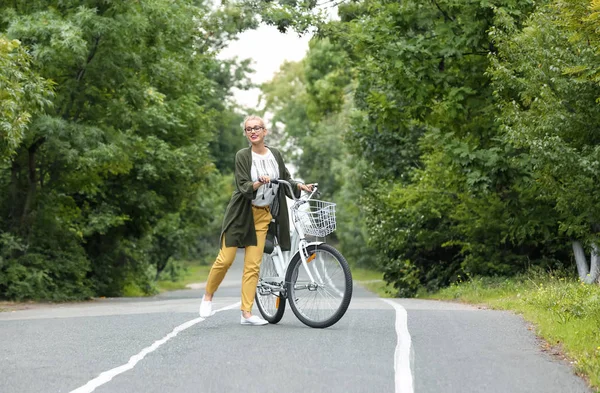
[286,244,352,328]
[256,253,286,324]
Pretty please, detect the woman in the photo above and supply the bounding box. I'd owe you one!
[199,115,314,325]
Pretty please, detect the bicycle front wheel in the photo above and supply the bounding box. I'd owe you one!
[256,253,286,324]
[286,244,352,328]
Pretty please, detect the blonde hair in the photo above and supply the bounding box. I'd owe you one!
[242,115,266,134]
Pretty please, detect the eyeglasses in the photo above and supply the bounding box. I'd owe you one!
[245,126,264,134]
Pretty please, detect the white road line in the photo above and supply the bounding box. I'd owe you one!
[69,301,241,393]
[381,298,414,393]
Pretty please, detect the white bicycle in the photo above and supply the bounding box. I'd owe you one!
[255,180,353,328]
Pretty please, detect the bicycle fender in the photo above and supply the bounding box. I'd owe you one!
[291,241,324,262]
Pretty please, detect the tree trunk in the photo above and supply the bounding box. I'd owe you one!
[572,241,600,284]
[9,160,19,224]
[20,138,45,230]
[62,36,101,120]
[155,256,171,280]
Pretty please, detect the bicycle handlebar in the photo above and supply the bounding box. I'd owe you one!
[270,179,318,202]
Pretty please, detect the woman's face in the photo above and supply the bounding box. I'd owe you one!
[245,119,267,145]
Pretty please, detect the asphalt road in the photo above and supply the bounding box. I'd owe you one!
[0,252,592,393]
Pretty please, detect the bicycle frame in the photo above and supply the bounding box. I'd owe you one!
[258,180,322,294]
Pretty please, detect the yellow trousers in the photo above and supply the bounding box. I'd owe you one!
[205,205,272,312]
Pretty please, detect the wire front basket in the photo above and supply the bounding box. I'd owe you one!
[292,199,337,237]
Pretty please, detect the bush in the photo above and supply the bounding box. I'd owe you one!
[0,233,92,301]
[0,216,93,300]
[382,258,421,297]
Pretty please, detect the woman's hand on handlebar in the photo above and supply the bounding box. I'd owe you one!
[298,183,315,192]
[253,176,271,190]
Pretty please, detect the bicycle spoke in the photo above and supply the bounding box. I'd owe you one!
[256,253,286,323]
[289,246,350,325]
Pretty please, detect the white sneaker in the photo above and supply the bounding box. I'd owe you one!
[199,296,213,318]
[240,314,268,326]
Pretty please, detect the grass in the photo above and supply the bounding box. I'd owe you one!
[155,262,212,292]
[424,273,600,392]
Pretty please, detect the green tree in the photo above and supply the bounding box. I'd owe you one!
[490,0,600,284]
[261,0,575,294]
[0,35,53,162]
[0,1,256,299]
[318,0,568,294]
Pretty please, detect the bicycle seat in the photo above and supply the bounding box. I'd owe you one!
[264,233,275,254]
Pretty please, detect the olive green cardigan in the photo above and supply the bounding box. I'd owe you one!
[220,146,301,251]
